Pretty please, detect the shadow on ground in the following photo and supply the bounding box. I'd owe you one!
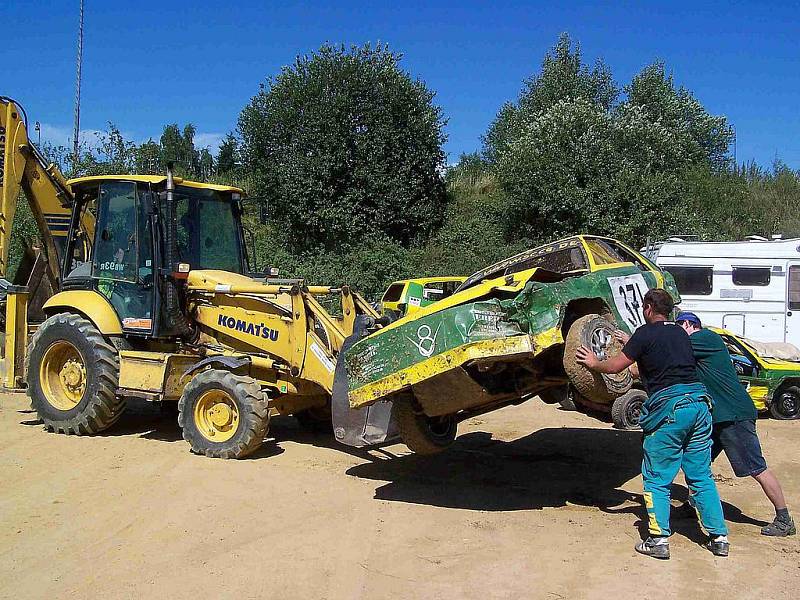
[346,428,644,512]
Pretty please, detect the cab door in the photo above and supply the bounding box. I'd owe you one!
[92,181,155,334]
[785,263,800,345]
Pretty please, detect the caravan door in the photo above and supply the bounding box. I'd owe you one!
[785,263,800,346]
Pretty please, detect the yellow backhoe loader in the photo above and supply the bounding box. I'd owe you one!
[1,96,384,458]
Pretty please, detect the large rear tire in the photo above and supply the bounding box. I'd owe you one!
[770,386,800,420]
[179,369,269,458]
[563,314,632,404]
[393,395,457,455]
[26,313,124,434]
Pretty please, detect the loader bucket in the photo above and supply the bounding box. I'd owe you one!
[331,315,398,447]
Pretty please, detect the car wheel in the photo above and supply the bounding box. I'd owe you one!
[611,389,646,430]
[770,385,800,420]
[563,314,632,404]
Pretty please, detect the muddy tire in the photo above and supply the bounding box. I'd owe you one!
[770,385,800,420]
[179,369,269,458]
[26,313,124,434]
[393,395,457,455]
[563,314,632,404]
[295,404,333,433]
[611,389,646,430]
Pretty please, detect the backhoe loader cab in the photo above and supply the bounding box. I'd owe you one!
[61,175,247,337]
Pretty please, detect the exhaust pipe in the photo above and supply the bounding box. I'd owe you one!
[163,162,195,340]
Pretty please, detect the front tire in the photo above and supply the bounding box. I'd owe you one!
[393,395,457,455]
[611,389,646,430]
[770,386,800,420]
[563,314,632,404]
[26,313,124,434]
[179,370,269,458]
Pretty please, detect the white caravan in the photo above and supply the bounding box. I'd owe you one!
[648,237,800,346]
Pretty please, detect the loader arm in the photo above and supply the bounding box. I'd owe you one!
[0,96,93,284]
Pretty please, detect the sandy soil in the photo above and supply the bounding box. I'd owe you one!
[1,392,797,599]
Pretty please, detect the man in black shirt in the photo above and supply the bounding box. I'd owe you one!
[576,289,728,559]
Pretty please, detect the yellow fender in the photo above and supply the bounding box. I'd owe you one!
[43,290,123,335]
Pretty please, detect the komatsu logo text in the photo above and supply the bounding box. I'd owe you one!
[217,314,279,341]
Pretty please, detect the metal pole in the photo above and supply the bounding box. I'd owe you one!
[72,0,84,166]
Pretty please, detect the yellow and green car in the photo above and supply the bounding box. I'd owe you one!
[340,235,680,454]
[379,277,467,319]
[713,328,800,420]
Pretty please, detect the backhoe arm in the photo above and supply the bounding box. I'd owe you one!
[1,96,76,282]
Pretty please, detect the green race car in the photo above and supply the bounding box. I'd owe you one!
[339,235,680,453]
[713,328,800,420]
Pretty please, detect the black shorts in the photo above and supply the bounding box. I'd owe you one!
[712,419,768,477]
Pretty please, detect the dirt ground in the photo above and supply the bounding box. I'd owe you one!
[1,392,797,600]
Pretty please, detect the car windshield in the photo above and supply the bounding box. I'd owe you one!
[457,238,589,292]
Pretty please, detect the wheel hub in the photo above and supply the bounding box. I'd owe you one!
[194,390,240,442]
[209,403,233,428]
[590,328,611,360]
[780,393,798,415]
[40,340,87,410]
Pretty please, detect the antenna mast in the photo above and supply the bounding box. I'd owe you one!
[72,0,85,166]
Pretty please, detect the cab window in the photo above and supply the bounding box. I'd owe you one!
[171,187,243,273]
[92,181,154,331]
[93,181,138,282]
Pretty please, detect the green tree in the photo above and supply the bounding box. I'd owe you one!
[496,98,691,244]
[625,63,734,168]
[216,133,239,175]
[239,43,447,253]
[135,139,162,174]
[484,33,617,163]
[160,123,200,177]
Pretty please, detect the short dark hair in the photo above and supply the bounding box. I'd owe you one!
[643,288,674,317]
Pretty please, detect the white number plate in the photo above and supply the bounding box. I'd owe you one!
[607,274,648,331]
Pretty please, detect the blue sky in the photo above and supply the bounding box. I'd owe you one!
[4,1,799,167]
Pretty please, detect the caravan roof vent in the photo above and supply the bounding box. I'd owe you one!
[746,235,769,242]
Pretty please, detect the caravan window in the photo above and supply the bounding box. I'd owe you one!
[664,266,713,296]
[789,266,800,310]
[732,267,770,287]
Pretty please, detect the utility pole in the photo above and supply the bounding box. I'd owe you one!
[72,0,85,166]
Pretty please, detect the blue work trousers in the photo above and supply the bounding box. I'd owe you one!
[641,400,728,537]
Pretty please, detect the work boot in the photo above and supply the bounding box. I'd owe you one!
[706,535,729,557]
[635,537,670,560]
[761,516,796,537]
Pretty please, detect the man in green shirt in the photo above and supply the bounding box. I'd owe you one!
[676,311,795,537]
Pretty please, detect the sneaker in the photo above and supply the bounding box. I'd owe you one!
[635,537,670,560]
[706,536,729,557]
[761,517,796,537]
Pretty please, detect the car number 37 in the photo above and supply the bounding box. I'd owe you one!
[607,274,647,331]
